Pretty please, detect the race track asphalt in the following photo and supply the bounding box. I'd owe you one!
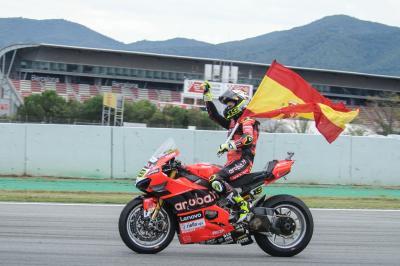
[0,202,399,266]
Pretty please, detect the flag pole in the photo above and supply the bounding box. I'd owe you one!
[225,122,239,143]
[217,122,239,158]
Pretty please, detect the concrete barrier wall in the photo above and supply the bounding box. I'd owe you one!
[25,124,112,178]
[0,123,399,185]
[0,123,25,175]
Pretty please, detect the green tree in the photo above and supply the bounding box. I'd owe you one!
[65,99,82,122]
[186,108,220,130]
[147,110,167,127]
[79,95,103,122]
[16,94,223,130]
[18,94,45,121]
[124,100,157,123]
[163,106,188,127]
[17,90,68,122]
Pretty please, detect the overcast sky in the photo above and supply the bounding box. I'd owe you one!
[1,0,399,44]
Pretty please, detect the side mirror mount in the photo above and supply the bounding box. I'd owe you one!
[286,152,294,160]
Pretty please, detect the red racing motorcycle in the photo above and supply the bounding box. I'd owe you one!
[119,139,313,256]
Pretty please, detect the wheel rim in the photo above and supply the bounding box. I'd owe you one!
[266,204,307,249]
[126,204,171,248]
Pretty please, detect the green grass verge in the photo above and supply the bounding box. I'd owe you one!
[0,190,140,204]
[302,197,400,209]
[1,190,400,209]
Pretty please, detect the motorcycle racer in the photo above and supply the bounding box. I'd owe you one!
[120,138,313,256]
[202,81,260,223]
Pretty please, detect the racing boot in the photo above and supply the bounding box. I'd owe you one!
[226,191,250,224]
[209,175,250,223]
[209,175,225,193]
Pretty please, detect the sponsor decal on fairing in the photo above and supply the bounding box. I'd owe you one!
[212,229,225,236]
[178,211,203,222]
[174,191,218,211]
[179,218,206,233]
[147,168,160,176]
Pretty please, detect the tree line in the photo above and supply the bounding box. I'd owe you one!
[14,90,220,129]
[7,90,400,135]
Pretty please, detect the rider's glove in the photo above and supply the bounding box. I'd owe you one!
[217,140,237,156]
[201,81,213,102]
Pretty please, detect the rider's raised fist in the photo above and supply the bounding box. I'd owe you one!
[202,81,213,101]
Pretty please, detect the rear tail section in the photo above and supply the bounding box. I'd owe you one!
[264,152,294,185]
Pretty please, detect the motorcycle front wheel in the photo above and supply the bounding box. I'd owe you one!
[254,194,314,257]
[118,197,176,254]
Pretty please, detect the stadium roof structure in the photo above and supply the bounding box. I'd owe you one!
[1,43,400,115]
[2,43,400,81]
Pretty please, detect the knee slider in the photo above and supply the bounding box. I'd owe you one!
[209,175,225,193]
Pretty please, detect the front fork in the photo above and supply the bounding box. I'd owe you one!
[151,199,163,220]
[146,169,177,220]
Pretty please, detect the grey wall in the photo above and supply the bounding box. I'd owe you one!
[0,123,399,185]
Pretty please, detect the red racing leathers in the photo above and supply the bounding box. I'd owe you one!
[205,101,259,193]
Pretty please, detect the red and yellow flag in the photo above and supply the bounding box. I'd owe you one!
[241,61,359,143]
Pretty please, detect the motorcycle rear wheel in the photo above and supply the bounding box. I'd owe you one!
[119,197,176,254]
[254,194,313,257]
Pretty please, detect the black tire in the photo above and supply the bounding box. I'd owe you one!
[118,197,176,254]
[254,194,313,257]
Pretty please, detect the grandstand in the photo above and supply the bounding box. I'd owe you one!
[1,43,400,117]
[10,79,181,103]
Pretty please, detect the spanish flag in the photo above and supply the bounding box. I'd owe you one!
[241,61,359,143]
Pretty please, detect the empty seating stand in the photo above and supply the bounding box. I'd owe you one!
[147,89,159,101]
[56,83,67,99]
[10,79,183,105]
[171,91,182,102]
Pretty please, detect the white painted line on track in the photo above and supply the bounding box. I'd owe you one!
[0,201,124,207]
[311,208,400,212]
[0,201,400,212]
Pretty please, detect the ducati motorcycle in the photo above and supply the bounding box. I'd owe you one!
[119,139,313,256]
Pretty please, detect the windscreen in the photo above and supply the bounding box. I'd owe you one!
[148,138,178,165]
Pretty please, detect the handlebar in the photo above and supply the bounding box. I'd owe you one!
[162,158,182,174]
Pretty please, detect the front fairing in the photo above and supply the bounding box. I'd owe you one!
[133,141,236,245]
[135,138,180,186]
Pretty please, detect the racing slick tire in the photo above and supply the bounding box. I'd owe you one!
[254,194,313,257]
[119,197,176,254]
